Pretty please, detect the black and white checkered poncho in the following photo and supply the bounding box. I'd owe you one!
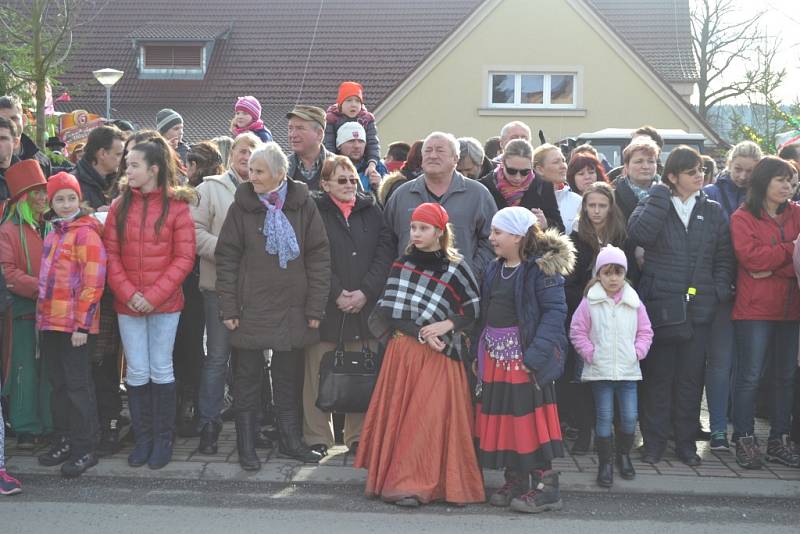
[375,249,481,361]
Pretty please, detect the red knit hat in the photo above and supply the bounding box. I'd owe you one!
[47,171,82,202]
[5,160,47,201]
[411,202,449,230]
[337,81,364,107]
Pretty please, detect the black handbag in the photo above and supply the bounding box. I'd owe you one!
[315,315,379,414]
[648,216,709,344]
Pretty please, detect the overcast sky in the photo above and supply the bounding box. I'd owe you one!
[693,0,800,105]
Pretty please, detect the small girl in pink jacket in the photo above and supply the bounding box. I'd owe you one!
[569,245,653,489]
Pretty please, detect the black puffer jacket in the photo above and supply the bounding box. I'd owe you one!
[314,192,394,343]
[627,184,734,325]
[74,157,115,209]
[479,170,565,232]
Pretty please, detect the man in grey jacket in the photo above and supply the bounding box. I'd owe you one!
[383,131,497,280]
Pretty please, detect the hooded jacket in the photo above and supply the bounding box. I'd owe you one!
[190,169,241,291]
[472,228,575,385]
[103,186,197,315]
[215,179,330,351]
[36,211,106,334]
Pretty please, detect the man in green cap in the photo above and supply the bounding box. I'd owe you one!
[286,105,334,191]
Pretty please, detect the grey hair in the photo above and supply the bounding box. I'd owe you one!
[500,120,531,142]
[502,138,534,161]
[249,142,288,178]
[457,137,484,166]
[423,131,460,159]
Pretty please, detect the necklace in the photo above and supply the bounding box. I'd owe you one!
[501,263,520,280]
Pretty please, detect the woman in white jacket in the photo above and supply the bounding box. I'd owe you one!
[190,132,262,454]
[569,246,653,488]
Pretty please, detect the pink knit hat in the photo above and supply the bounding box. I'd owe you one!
[593,245,627,276]
[235,96,262,121]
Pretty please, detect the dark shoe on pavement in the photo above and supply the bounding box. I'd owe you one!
[38,436,71,467]
[198,421,221,455]
[489,468,529,507]
[96,419,122,458]
[254,429,273,450]
[60,453,98,478]
[709,431,730,452]
[0,470,22,495]
[510,470,562,514]
[766,435,800,468]
[615,432,636,480]
[640,445,663,465]
[236,412,261,471]
[677,452,702,467]
[309,443,328,458]
[596,436,614,487]
[735,435,763,470]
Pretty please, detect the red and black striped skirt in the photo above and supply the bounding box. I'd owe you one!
[474,331,564,472]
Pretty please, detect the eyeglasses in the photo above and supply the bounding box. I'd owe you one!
[505,167,531,176]
[334,177,359,185]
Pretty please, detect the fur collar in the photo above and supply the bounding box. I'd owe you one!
[377,171,407,206]
[533,228,576,276]
[587,281,641,308]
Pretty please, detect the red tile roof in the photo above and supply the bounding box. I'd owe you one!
[56,0,699,145]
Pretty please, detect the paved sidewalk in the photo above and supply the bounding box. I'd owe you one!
[7,419,800,499]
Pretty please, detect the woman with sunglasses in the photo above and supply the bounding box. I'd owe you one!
[479,139,564,232]
[533,144,580,234]
[302,155,394,458]
[215,142,330,470]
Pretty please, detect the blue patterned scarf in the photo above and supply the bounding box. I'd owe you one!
[258,181,299,269]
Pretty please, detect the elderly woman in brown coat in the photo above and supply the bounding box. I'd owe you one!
[215,142,331,470]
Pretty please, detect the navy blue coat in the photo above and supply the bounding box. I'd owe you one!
[471,230,574,385]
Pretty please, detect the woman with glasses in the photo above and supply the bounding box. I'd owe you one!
[479,139,564,232]
[302,155,393,458]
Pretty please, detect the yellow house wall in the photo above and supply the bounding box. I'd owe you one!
[377,0,698,146]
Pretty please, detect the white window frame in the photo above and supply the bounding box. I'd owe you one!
[483,65,583,112]
[137,42,208,79]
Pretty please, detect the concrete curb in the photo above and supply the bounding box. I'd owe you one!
[8,456,800,499]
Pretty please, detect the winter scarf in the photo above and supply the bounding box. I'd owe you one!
[258,180,299,269]
[495,166,534,207]
[232,118,267,137]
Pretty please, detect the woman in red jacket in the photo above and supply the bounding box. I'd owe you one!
[103,134,196,471]
[730,156,800,470]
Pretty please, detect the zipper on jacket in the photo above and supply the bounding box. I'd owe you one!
[139,196,148,295]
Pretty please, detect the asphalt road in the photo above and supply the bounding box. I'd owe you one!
[2,475,798,533]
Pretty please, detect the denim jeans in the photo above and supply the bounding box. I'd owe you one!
[198,290,231,426]
[591,380,638,438]
[118,312,181,386]
[732,320,799,440]
[705,301,735,435]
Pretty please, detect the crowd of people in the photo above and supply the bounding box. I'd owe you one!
[0,83,799,514]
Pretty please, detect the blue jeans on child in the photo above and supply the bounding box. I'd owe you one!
[118,312,181,386]
[732,320,799,440]
[198,290,231,426]
[591,380,638,438]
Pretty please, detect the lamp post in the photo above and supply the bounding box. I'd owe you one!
[92,68,124,120]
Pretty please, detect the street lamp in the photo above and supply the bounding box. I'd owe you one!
[92,68,124,120]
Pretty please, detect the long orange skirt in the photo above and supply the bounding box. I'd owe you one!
[354,333,485,504]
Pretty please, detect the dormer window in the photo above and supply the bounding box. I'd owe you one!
[131,24,230,80]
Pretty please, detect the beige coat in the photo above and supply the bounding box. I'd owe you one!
[191,170,241,291]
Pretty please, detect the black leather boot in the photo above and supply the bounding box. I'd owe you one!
[149,382,176,470]
[236,411,261,471]
[272,353,322,464]
[596,436,614,487]
[616,431,636,480]
[198,421,221,455]
[126,383,153,467]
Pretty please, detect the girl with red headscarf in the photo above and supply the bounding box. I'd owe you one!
[355,203,485,508]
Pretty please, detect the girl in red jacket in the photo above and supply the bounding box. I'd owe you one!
[103,134,196,470]
[35,172,106,478]
[730,156,800,470]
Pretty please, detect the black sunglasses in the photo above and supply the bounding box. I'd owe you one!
[334,177,359,185]
[505,167,531,176]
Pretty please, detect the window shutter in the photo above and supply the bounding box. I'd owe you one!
[144,45,203,69]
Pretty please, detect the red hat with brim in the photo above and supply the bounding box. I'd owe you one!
[5,160,47,202]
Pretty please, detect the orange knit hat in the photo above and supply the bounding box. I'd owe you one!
[337,81,364,107]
